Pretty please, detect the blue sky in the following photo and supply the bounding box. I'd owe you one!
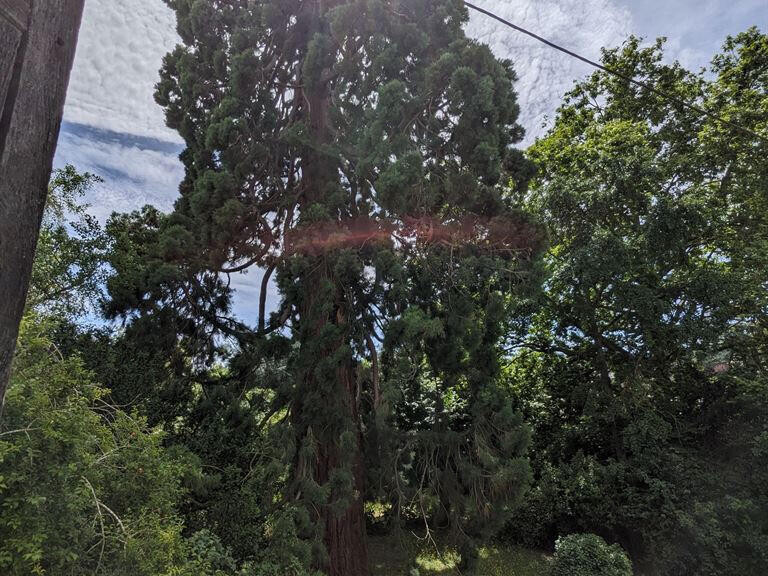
[627,0,767,70]
[54,0,767,324]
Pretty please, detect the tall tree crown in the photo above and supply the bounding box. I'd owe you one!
[154,0,532,272]
[109,2,543,573]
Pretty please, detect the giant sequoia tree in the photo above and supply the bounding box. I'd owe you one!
[108,1,541,573]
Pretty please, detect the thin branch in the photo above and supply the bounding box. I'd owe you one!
[82,476,106,572]
[0,426,39,438]
[263,305,292,336]
[219,255,263,274]
[259,263,277,334]
[365,333,381,410]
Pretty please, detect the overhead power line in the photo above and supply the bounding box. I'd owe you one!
[464,1,768,144]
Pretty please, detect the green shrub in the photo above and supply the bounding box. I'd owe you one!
[168,530,237,576]
[0,314,194,575]
[551,534,633,576]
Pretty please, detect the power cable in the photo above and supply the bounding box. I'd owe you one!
[464,1,768,144]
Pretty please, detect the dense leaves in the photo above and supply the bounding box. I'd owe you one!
[0,315,191,575]
[104,1,543,573]
[504,29,768,576]
[1,8,765,576]
[551,534,633,576]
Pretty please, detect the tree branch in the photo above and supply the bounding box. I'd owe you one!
[259,263,277,334]
[365,332,381,409]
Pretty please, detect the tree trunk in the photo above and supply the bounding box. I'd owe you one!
[294,271,370,575]
[315,365,369,576]
[0,0,85,413]
[293,2,370,568]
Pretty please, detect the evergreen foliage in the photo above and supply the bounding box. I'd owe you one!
[104,1,543,572]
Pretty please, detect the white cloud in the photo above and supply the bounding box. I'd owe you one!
[54,128,183,222]
[64,0,180,141]
[65,0,633,145]
[620,0,767,71]
[465,0,631,143]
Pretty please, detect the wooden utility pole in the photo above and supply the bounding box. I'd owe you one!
[0,0,86,413]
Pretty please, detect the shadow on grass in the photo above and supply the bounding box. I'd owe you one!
[368,532,549,576]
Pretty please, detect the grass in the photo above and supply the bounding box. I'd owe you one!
[368,533,549,576]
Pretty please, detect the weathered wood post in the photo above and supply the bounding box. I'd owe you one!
[0,0,86,413]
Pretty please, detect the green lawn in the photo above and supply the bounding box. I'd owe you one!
[368,533,549,575]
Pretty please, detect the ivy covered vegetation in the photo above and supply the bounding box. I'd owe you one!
[0,2,766,575]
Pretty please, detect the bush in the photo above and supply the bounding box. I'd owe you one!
[171,530,237,576]
[0,314,194,575]
[551,534,633,576]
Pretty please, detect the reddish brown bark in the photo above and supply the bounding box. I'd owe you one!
[293,276,370,575]
[294,2,370,570]
[314,366,369,576]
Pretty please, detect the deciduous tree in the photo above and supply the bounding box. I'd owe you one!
[505,30,768,575]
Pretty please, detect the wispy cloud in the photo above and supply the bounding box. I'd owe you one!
[620,0,767,71]
[466,0,631,143]
[60,0,764,324]
[64,0,180,141]
[54,124,183,223]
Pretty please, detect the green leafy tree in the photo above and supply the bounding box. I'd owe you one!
[106,1,542,573]
[0,313,198,575]
[27,165,108,317]
[0,168,215,575]
[504,30,768,575]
